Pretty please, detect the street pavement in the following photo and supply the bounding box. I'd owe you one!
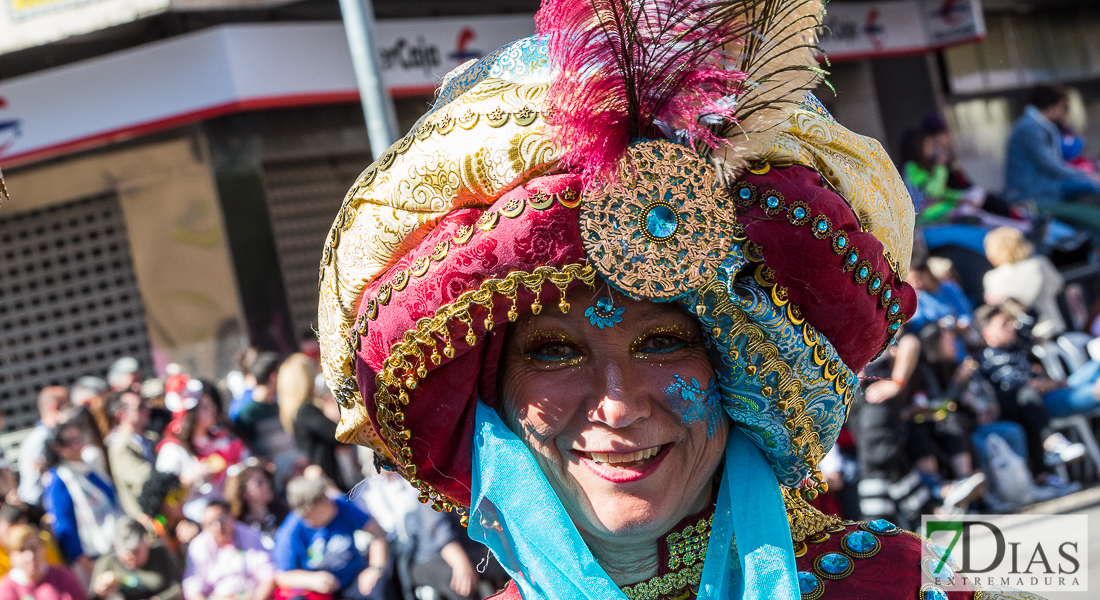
[1016,486,1100,599]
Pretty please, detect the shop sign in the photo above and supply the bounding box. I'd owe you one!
[820,0,984,62]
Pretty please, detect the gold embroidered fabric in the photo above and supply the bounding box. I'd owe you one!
[622,515,714,600]
[751,108,915,276]
[317,78,561,460]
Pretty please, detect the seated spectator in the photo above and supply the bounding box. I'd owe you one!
[273,477,389,600]
[279,356,357,491]
[91,517,183,600]
[976,304,1089,491]
[0,506,64,578]
[231,353,280,433]
[182,501,274,600]
[107,391,155,519]
[906,258,974,337]
[19,387,71,506]
[42,421,122,579]
[982,227,1066,340]
[157,378,246,520]
[357,471,479,600]
[136,473,197,557]
[0,525,86,600]
[224,463,288,550]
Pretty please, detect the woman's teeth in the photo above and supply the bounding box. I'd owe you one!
[588,446,661,467]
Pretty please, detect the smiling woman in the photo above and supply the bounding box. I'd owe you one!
[315,1,1034,600]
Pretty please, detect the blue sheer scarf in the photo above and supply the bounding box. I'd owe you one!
[466,402,798,600]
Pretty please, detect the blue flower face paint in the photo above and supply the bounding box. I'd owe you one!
[664,374,722,437]
[585,296,625,329]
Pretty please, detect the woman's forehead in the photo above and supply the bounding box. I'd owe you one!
[516,285,693,329]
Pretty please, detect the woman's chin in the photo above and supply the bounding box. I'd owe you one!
[567,465,693,538]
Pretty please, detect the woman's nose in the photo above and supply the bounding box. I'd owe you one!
[588,361,651,428]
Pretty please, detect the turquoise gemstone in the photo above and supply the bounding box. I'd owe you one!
[890,304,900,314]
[645,205,678,239]
[793,207,807,219]
[767,195,780,208]
[924,587,948,600]
[596,297,614,314]
[739,187,752,199]
[837,236,847,248]
[925,557,955,582]
[883,289,892,300]
[844,531,879,554]
[871,278,881,290]
[859,266,870,278]
[797,572,819,595]
[890,322,900,331]
[867,519,896,533]
[819,553,850,575]
[817,220,828,232]
[847,253,858,264]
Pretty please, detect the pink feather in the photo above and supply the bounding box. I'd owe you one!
[537,0,750,184]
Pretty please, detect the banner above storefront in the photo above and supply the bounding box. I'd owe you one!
[0,17,535,167]
[820,0,985,62]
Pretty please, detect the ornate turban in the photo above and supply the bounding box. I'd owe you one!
[318,0,916,519]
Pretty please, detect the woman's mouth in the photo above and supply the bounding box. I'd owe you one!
[574,444,671,483]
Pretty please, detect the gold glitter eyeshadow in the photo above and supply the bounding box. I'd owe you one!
[630,324,698,354]
[522,330,584,367]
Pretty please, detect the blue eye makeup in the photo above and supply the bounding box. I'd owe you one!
[522,331,584,367]
[631,325,697,356]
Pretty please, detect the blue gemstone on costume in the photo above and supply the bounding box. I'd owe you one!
[890,304,900,314]
[871,278,881,290]
[817,221,828,232]
[645,205,678,239]
[739,188,752,199]
[858,266,870,278]
[924,587,948,600]
[837,236,847,248]
[883,289,892,300]
[844,531,879,554]
[797,572,819,595]
[847,253,858,264]
[867,519,896,533]
[767,195,780,208]
[793,207,807,219]
[819,553,850,575]
[890,322,900,331]
[926,557,955,582]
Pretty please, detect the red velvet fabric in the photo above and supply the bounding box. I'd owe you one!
[736,165,918,372]
[353,174,587,505]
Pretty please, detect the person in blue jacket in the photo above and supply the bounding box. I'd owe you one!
[42,420,121,582]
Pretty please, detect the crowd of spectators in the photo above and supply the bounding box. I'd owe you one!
[841,82,1100,529]
[0,350,503,600]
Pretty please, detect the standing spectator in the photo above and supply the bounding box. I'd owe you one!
[982,227,1066,340]
[19,388,71,506]
[0,506,64,578]
[157,379,246,519]
[91,517,183,600]
[71,377,112,444]
[273,477,389,600]
[136,473,197,557]
[1005,84,1100,205]
[108,358,143,395]
[229,353,279,424]
[182,501,275,600]
[279,356,356,491]
[42,421,122,580]
[107,392,155,519]
[0,525,86,600]
[223,464,288,550]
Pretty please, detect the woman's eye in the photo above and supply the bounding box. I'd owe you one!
[525,342,583,362]
[636,335,689,355]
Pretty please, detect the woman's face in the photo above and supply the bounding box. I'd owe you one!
[10,540,44,579]
[196,394,217,431]
[244,471,273,506]
[500,287,729,545]
[55,428,86,463]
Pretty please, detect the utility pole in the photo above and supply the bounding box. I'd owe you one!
[337,0,399,158]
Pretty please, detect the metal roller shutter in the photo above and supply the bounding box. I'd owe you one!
[0,193,153,431]
[262,154,370,340]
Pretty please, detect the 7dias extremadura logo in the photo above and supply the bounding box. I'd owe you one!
[922,515,1088,593]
